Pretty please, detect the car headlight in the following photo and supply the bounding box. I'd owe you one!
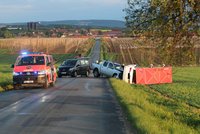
[69,68,74,71]
[13,72,20,76]
[38,70,46,75]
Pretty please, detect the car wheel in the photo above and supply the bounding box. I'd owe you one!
[50,80,55,87]
[74,71,77,77]
[43,76,49,89]
[93,69,100,78]
[71,71,77,77]
[13,85,20,90]
[86,71,89,77]
[112,74,118,78]
[58,73,62,78]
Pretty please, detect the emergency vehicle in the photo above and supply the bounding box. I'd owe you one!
[11,52,57,89]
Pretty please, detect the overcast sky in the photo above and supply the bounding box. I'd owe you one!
[0,0,127,23]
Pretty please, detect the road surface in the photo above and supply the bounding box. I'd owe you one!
[0,39,132,134]
[90,39,101,64]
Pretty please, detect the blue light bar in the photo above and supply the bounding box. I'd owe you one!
[21,52,28,55]
[20,51,45,55]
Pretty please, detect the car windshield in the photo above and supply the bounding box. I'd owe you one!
[62,60,77,67]
[16,56,45,66]
[114,63,123,70]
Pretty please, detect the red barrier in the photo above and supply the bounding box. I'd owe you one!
[135,67,172,85]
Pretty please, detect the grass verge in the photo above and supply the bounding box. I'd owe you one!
[0,51,18,91]
[109,67,200,134]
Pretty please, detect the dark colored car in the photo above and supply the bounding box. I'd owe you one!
[57,58,90,78]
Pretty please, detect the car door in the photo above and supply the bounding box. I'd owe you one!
[45,56,52,81]
[75,60,82,75]
[107,63,114,77]
[101,61,109,76]
[48,55,55,79]
[79,59,86,75]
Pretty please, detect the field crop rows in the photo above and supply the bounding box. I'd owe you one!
[102,38,158,65]
[0,38,94,91]
[0,38,94,55]
[102,37,200,66]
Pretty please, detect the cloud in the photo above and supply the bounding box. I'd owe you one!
[0,5,32,11]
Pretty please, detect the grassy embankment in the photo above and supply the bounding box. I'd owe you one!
[110,67,200,134]
[100,38,200,133]
[0,49,17,91]
[0,38,94,91]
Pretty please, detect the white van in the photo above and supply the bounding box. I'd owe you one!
[123,65,137,84]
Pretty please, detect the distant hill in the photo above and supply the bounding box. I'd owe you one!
[39,20,126,28]
[1,20,126,28]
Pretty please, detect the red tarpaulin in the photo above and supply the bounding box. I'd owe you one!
[135,67,172,85]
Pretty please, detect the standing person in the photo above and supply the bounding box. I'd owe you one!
[75,54,82,58]
[78,54,82,58]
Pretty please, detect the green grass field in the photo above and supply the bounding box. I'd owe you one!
[0,49,17,91]
[110,67,200,134]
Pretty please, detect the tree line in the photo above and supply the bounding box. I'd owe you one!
[125,0,200,65]
[0,28,13,38]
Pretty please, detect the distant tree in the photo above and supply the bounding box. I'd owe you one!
[45,31,51,37]
[98,30,103,35]
[3,30,13,38]
[57,32,63,37]
[0,28,13,38]
[80,29,87,35]
[125,0,200,65]
[0,27,7,31]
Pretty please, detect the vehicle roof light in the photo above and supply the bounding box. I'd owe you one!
[20,51,45,55]
[21,52,28,55]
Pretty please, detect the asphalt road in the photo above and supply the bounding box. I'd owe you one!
[89,38,101,67]
[0,39,131,134]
